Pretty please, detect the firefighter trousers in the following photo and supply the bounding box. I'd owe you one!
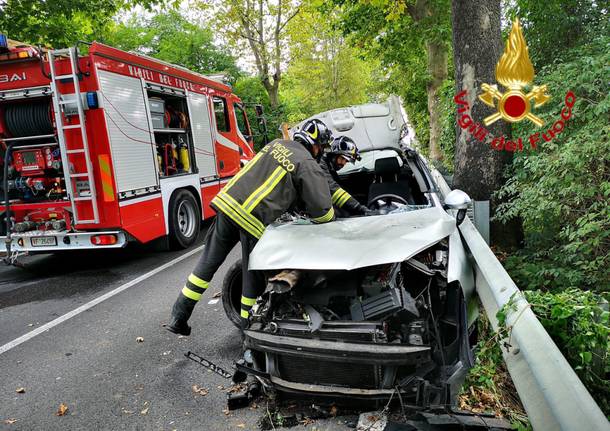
[180,211,264,323]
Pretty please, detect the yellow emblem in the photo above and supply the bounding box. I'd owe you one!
[479,19,551,127]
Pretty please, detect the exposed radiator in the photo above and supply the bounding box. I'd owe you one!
[277,355,380,389]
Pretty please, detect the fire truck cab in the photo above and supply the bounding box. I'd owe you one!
[0,36,256,256]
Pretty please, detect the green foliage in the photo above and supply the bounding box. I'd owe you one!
[280,3,374,123]
[524,289,610,415]
[103,10,241,81]
[0,0,165,47]
[331,0,455,166]
[233,77,283,151]
[505,0,608,69]
[496,35,610,292]
[461,314,530,428]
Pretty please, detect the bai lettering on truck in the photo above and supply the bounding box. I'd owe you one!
[453,19,576,152]
[0,72,26,83]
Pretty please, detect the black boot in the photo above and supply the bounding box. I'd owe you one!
[240,316,250,331]
[166,293,196,336]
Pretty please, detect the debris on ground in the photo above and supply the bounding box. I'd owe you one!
[226,383,247,394]
[192,385,209,396]
[55,403,69,416]
[4,419,18,425]
[15,387,25,394]
[257,402,342,430]
[135,337,144,343]
[357,411,388,431]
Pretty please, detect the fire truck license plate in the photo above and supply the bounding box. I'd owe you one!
[31,236,58,247]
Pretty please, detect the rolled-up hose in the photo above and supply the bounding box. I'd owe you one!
[4,100,53,137]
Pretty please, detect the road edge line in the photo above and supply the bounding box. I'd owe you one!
[0,244,204,355]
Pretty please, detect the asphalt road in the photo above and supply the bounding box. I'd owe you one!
[0,223,353,431]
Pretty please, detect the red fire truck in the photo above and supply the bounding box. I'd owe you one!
[0,36,256,259]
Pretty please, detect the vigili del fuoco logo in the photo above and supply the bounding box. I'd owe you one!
[454,19,576,152]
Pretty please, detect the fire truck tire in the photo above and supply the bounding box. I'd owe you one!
[168,189,200,250]
[222,259,243,329]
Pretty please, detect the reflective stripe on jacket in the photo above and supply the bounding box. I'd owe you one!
[319,154,362,213]
[211,139,334,238]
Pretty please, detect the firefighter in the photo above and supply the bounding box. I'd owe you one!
[320,136,368,216]
[166,120,335,335]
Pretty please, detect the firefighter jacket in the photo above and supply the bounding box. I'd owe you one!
[211,139,335,239]
[319,154,365,214]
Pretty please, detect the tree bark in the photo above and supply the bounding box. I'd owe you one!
[263,78,280,108]
[451,0,521,248]
[408,0,447,163]
[426,41,447,162]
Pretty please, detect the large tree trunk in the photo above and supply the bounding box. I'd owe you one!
[426,41,447,162]
[451,0,520,247]
[262,78,280,109]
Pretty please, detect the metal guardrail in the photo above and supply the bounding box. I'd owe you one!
[431,169,609,431]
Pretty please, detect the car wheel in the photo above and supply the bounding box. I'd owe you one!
[168,190,200,250]
[222,259,243,329]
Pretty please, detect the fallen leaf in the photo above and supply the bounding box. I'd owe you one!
[136,337,144,343]
[56,403,69,416]
[4,419,17,425]
[122,408,134,414]
[212,291,222,298]
[15,387,25,394]
[140,407,149,415]
[237,424,246,428]
[226,383,247,394]
[222,408,230,416]
[191,385,208,396]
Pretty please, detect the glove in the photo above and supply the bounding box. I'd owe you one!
[356,203,369,215]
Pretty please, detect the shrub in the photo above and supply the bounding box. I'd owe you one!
[495,35,610,292]
[525,289,610,416]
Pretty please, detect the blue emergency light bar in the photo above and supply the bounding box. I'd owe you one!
[0,34,8,53]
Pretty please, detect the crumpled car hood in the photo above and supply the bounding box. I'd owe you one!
[249,207,457,271]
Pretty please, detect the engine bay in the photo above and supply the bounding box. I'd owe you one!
[243,239,470,406]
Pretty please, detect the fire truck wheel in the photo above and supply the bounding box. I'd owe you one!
[222,259,243,329]
[168,189,200,250]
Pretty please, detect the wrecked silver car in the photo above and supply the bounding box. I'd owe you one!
[222,98,477,408]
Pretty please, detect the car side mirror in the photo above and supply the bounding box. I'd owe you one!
[444,189,471,226]
[254,104,264,116]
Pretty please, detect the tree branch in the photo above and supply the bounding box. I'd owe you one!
[278,7,300,33]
